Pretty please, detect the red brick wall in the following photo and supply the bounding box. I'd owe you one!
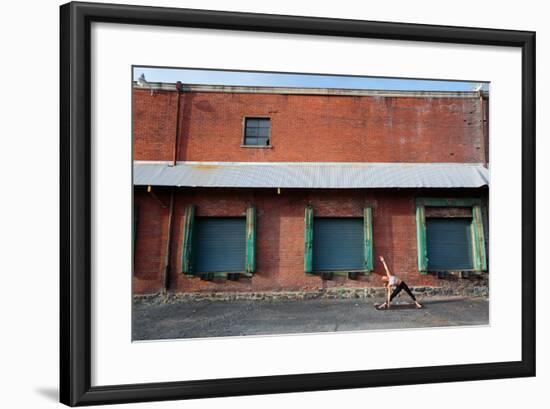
[133,90,178,161]
[133,187,486,295]
[133,189,171,294]
[133,89,485,163]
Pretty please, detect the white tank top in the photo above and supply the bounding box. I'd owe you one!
[389,275,398,286]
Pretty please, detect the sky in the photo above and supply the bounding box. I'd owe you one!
[133,66,489,92]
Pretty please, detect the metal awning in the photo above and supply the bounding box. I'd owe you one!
[134,161,489,189]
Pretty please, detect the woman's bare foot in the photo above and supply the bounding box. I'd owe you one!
[415,301,423,309]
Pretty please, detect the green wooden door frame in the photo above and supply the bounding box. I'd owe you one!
[416,205,428,273]
[363,207,374,273]
[304,205,314,273]
[303,205,374,275]
[181,204,196,276]
[415,198,487,273]
[471,205,487,271]
[245,204,256,276]
[181,204,256,278]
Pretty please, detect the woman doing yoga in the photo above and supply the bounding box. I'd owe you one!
[377,256,423,310]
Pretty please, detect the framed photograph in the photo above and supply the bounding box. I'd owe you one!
[60,1,535,406]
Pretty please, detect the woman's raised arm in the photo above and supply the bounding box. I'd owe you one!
[379,256,392,278]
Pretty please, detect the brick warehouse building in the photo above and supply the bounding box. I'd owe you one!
[133,81,489,298]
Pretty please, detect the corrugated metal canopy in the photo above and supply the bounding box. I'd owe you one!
[134,161,489,189]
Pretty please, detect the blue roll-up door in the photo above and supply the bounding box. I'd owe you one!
[313,218,364,271]
[426,218,473,270]
[194,218,246,273]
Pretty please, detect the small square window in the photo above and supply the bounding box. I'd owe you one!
[244,118,271,146]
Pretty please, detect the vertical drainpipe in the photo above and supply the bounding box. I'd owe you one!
[160,82,183,293]
[480,91,489,166]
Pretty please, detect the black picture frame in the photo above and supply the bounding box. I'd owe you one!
[60,1,536,406]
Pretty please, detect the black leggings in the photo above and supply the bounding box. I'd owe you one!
[390,281,417,302]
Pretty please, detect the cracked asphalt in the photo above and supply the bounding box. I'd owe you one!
[132,296,489,341]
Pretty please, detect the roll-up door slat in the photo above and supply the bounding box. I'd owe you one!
[194,218,246,273]
[426,218,473,270]
[313,218,364,271]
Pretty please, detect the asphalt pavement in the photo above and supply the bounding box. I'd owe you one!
[132,296,489,341]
